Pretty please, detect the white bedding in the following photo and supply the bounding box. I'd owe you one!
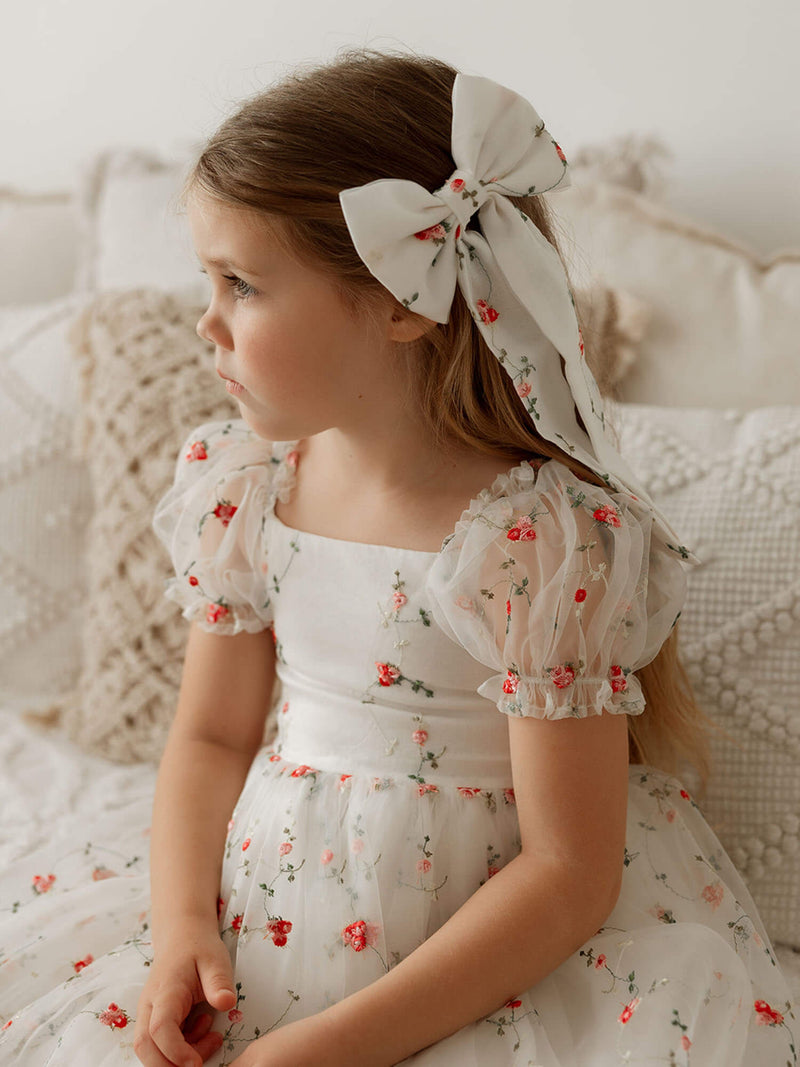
[2,705,799,1002]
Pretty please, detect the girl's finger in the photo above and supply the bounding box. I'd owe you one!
[193,1029,225,1062]
[182,1011,213,1044]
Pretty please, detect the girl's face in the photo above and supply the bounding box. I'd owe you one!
[187,189,395,442]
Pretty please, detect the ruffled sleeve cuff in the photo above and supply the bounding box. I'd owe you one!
[478,669,646,720]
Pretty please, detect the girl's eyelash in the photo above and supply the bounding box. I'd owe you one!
[197,267,257,300]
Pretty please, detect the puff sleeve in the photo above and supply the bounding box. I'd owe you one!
[424,458,688,719]
[152,418,293,635]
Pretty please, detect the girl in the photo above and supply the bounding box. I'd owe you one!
[0,46,795,1066]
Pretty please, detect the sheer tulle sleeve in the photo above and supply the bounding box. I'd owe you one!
[424,458,688,719]
[151,419,295,636]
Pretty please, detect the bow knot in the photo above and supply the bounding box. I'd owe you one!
[431,170,494,234]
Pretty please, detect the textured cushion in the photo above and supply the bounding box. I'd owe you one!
[0,298,93,708]
[28,287,241,762]
[551,179,800,409]
[611,399,800,946]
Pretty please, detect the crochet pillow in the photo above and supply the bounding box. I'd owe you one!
[24,287,242,762]
[610,399,800,947]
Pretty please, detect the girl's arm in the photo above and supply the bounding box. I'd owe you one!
[310,707,630,1066]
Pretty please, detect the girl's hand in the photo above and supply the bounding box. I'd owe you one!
[227,1012,346,1067]
[133,921,237,1067]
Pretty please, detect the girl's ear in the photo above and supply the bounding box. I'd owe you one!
[387,308,439,343]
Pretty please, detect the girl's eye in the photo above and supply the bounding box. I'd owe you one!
[197,267,257,300]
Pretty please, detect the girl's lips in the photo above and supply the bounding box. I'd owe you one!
[217,368,245,394]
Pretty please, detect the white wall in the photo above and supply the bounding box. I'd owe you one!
[2,0,798,257]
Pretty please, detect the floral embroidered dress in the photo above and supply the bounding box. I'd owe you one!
[0,417,795,1066]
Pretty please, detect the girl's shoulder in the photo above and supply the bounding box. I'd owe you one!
[170,418,299,496]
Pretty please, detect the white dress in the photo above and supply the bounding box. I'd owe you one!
[0,417,796,1066]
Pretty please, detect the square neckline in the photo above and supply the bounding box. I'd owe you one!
[267,440,550,556]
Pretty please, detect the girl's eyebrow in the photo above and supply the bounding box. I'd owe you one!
[195,253,263,276]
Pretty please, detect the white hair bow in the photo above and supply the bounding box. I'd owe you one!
[339,72,700,566]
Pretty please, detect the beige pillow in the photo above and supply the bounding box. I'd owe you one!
[551,179,800,409]
[26,288,240,763]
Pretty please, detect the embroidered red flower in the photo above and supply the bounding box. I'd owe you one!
[213,501,237,527]
[98,1002,129,1029]
[681,1035,692,1050]
[754,999,784,1026]
[548,664,576,688]
[680,789,691,800]
[338,774,352,790]
[206,603,230,625]
[268,752,281,762]
[392,591,408,609]
[216,896,225,919]
[32,873,55,894]
[487,865,500,878]
[554,142,566,163]
[185,441,208,462]
[92,866,116,881]
[449,178,465,192]
[502,670,519,694]
[278,842,292,856]
[517,381,531,398]
[506,515,536,541]
[342,919,380,952]
[455,225,461,240]
[231,914,243,933]
[457,787,481,798]
[265,918,292,947]
[593,504,621,527]
[281,701,289,714]
[595,953,607,970]
[413,223,447,241]
[666,809,676,823]
[609,665,628,693]
[618,996,640,1024]
[417,783,439,797]
[476,299,499,324]
[73,954,94,973]
[505,598,511,616]
[188,575,199,587]
[320,849,334,865]
[417,858,432,873]
[412,728,428,745]
[505,998,522,1009]
[376,662,401,686]
[1,1020,11,1031]
[578,325,585,355]
[228,1008,243,1023]
[503,788,516,805]
[701,882,724,910]
[241,838,251,851]
[290,764,315,777]
[574,588,587,602]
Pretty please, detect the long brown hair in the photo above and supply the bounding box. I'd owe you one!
[176,46,719,801]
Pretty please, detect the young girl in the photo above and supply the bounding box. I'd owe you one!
[0,46,796,1067]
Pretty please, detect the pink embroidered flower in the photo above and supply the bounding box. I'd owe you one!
[417,858,432,873]
[265,918,292,947]
[268,753,281,763]
[73,954,94,973]
[281,701,289,714]
[487,865,500,878]
[449,178,465,192]
[32,874,55,894]
[320,849,334,865]
[595,954,607,970]
[92,867,116,881]
[98,1002,129,1029]
[505,998,522,1009]
[593,504,621,528]
[286,450,299,468]
[476,299,499,324]
[375,661,401,687]
[206,603,229,625]
[392,590,408,609]
[213,502,237,527]
[412,729,428,746]
[754,999,784,1026]
[241,838,251,851]
[413,223,447,241]
[574,588,587,603]
[548,664,576,689]
[290,764,315,777]
[342,919,380,952]
[618,997,640,1024]
[503,788,516,805]
[502,670,519,694]
[666,809,676,823]
[701,882,724,910]
[609,664,627,692]
[228,1008,243,1023]
[457,787,481,798]
[1,1021,11,1031]
[351,838,364,854]
[338,774,352,791]
[517,381,531,398]
[506,515,536,541]
[278,842,292,856]
[417,783,439,797]
[231,914,243,933]
[186,441,208,462]
[681,1035,692,1050]
[505,598,512,616]
[188,575,199,587]
[455,594,475,612]
[680,789,691,800]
